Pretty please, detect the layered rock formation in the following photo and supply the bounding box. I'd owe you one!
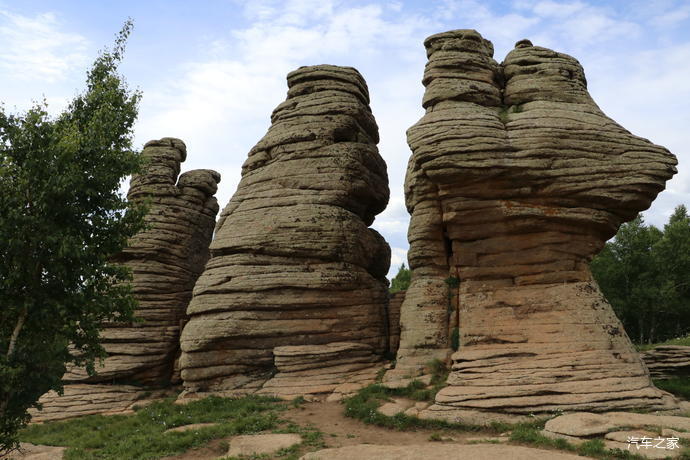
[642,346,690,379]
[387,291,405,355]
[34,138,220,421]
[179,65,391,397]
[393,29,678,418]
[257,343,382,398]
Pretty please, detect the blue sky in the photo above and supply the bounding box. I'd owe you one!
[2,0,689,278]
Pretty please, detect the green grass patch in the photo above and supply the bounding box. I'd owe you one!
[21,395,285,460]
[343,382,529,433]
[653,377,690,400]
[636,334,690,352]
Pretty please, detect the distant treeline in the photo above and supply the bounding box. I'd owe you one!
[592,205,690,345]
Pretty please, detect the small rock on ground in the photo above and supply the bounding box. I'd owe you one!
[164,423,218,433]
[544,412,618,436]
[226,433,302,457]
[378,399,415,417]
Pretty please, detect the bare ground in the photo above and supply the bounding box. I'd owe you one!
[161,401,490,460]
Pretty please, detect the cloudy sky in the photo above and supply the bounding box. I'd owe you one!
[1,0,689,278]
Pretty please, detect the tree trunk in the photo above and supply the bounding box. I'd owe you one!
[6,305,28,360]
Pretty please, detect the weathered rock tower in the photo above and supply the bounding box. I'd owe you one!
[392,29,678,420]
[179,65,391,398]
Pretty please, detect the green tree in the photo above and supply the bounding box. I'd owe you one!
[0,21,145,454]
[390,263,411,293]
[591,208,690,345]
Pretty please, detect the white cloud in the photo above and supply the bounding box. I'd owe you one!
[135,0,435,214]
[650,3,690,27]
[0,10,87,82]
[531,0,587,18]
[389,246,409,278]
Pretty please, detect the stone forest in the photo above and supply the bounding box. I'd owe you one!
[14,29,690,459]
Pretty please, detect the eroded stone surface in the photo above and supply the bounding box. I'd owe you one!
[179,65,391,396]
[387,291,404,355]
[257,343,382,398]
[32,384,171,422]
[394,29,678,417]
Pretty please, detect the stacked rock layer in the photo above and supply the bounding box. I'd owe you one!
[179,65,391,396]
[641,345,690,379]
[35,138,220,421]
[394,29,678,417]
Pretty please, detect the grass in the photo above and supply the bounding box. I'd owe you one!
[221,422,326,460]
[653,377,690,400]
[509,425,649,459]
[344,379,680,460]
[636,334,690,352]
[20,395,294,460]
[343,382,522,433]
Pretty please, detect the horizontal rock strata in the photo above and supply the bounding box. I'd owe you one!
[31,384,172,422]
[395,29,678,418]
[641,345,690,379]
[387,291,404,355]
[35,138,220,421]
[257,343,381,398]
[179,65,391,396]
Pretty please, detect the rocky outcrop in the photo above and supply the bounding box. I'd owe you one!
[34,138,220,421]
[179,65,391,397]
[258,343,382,398]
[31,385,172,422]
[642,345,690,379]
[392,29,678,418]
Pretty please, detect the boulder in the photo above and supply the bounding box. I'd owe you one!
[393,29,678,418]
[179,65,391,395]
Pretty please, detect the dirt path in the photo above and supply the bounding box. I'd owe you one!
[163,401,492,459]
